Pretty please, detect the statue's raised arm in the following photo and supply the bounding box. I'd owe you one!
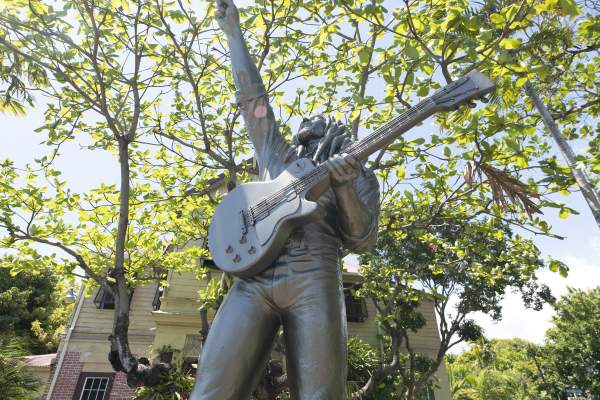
[215,0,293,179]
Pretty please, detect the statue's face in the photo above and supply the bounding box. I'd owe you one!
[292,115,327,147]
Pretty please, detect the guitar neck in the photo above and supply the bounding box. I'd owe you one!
[290,98,438,195]
[345,98,437,161]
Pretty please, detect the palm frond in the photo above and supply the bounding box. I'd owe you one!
[464,161,541,216]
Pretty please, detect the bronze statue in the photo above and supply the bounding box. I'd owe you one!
[190,0,380,398]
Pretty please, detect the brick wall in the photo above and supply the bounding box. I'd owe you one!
[48,352,82,400]
[45,352,135,400]
[109,372,136,400]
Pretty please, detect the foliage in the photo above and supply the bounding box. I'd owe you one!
[134,364,195,400]
[347,337,380,386]
[0,0,596,393]
[358,214,554,398]
[447,338,554,400]
[447,289,600,400]
[0,337,41,400]
[0,266,73,353]
[543,287,600,398]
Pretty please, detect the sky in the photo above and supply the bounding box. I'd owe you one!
[1,1,598,353]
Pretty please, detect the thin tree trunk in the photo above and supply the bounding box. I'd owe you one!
[108,137,169,386]
[351,29,378,141]
[110,137,138,377]
[525,81,600,228]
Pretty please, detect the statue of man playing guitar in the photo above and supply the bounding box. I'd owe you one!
[190,1,380,398]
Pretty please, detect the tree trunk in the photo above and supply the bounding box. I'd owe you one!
[525,82,600,228]
[108,137,169,387]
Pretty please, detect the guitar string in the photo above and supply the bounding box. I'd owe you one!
[247,99,433,222]
[249,97,436,220]
[247,98,436,222]
[247,77,473,222]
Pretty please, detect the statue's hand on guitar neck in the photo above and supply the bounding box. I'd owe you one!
[327,154,361,188]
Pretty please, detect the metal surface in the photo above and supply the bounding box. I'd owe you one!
[190,1,380,399]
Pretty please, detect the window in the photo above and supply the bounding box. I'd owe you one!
[73,373,114,400]
[153,284,164,311]
[344,283,368,323]
[93,288,115,310]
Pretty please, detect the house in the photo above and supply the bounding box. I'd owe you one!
[37,261,451,400]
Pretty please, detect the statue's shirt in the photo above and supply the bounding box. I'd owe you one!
[238,95,380,270]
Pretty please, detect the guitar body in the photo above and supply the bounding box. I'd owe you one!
[208,158,323,277]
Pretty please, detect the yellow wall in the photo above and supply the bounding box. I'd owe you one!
[64,282,158,367]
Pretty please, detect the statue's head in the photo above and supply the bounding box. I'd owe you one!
[292,114,327,148]
[292,114,352,162]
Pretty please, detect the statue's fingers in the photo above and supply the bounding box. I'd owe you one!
[331,162,347,179]
[215,1,228,17]
[325,119,337,134]
[314,132,335,162]
[326,157,343,177]
[329,135,346,157]
[339,157,356,175]
[343,154,360,169]
[340,137,352,152]
[331,125,346,139]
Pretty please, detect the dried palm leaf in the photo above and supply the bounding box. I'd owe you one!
[464,161,541,217]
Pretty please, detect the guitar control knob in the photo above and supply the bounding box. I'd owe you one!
[233,254,241,263]
[248,246,256,254]
[239,235,247,244]
[226,245,233,254]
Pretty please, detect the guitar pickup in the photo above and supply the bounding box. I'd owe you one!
[240,210,248,234]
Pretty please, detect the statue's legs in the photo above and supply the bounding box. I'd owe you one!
[278,264,348,400]
[190,278,280,400]
[190,257,347,400]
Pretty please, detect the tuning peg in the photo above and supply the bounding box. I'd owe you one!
[468,101,477,108]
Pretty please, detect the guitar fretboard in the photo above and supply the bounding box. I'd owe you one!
[247,71,491,223]
[248,98,437,223]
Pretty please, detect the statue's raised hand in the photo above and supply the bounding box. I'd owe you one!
[215,0,241,36]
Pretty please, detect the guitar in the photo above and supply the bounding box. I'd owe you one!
[208,70,496,276]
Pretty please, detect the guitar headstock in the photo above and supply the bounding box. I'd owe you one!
[430,71,496,112]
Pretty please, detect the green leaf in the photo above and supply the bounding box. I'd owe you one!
[357,46,370,66]
[499,38,522,49]
[396,166,406,180]
[404,44,419,59]
[558,0,580,16]
[489,13,505,27]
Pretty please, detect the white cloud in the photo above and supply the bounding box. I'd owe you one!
[448,255,600,352]
[589,235,600,258]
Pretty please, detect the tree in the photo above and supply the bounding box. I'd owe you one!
[543,287,600,398]
[0,337,41,400]
[0,0,214,385]
[356,209,554,399]
[524,82,600,228]
[134,347,195,400]
[0,267,72,353]
[446,289,600,400]
[0,0,594,393]
[447,338,555,400]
